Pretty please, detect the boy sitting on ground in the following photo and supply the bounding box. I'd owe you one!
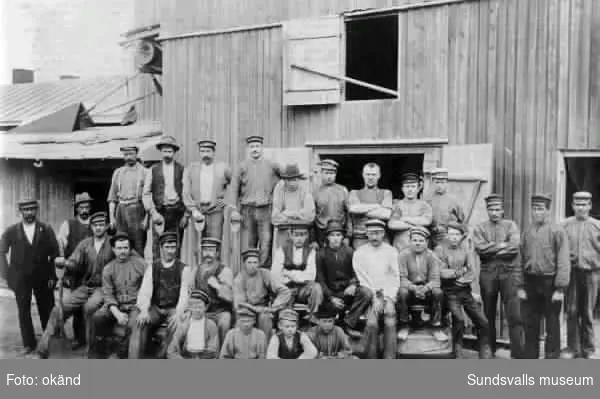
[266,309,317,359]
[307,302,356,359]
[220,307,267,359]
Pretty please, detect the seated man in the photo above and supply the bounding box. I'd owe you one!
[167,289,220,359]
[316,220,372,338]
[353,219,400,359]
[89,232,147,358]
[266,308,318,359]
[307,302,356,359]
[234,248,291,342]
[219,307,267,359]
[176,238,233,343]
[272,224,323,323]
[129,232,186,358]
[397,226,447,342]
[435,222,491,358]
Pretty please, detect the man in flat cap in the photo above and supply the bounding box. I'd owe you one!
[397,226,447,342]
[472,194,524,359]
[167,289,220,359]
[143,136,188,261]
[561,191,600,359]
[272,223,323,323]
[435,222,490,358]
[389,172,433,253]
[229,135,282,269]
[234,248,291,342]
[183,139,232,247]
[36,212,114,358]
[0,199,59,356]
[348,163,393,249]
[107,145,149,255]
[519,194,570,359]
[425,168,465,247]
[316,220,372,338]
[176,238,234,343]
[219,307,267,359]
[266,308,318,359]
[313,159,350,247]
[129,232,186,358]
[88,232,147,358]
[271,164,316,252]
[352,219,400,359]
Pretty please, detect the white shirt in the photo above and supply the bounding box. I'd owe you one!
[186,317,207,351]
[271,246,317,284]
[23,222,36,244]
[162,162,179,203]
[93,237,106,254]
[352,242,400,299]
[199,163,214,203]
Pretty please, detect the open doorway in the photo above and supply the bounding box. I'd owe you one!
[564,157,600,219]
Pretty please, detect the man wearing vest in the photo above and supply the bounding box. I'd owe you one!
[183,139,232,247]
[313,159,350,247]
[56,192,94,348]
[143,136,188,261]
[176,238,234,343]
[348,163,393,249]
[389,172,433,253]
[0,199,59,356]
[229,136,282,269]
[107,145,149,256]
[425,168,465,248]
[272,224,323,323]
[36,212,114,358]
[129,232,185,358]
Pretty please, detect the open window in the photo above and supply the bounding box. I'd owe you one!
[556,151,600,220]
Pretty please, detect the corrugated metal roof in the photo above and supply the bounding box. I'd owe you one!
[0,75,137,127]
[0,120,163,160]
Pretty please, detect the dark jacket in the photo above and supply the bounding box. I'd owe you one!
[316,245,357,296]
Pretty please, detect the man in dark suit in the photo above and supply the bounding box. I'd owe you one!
[0,199,59,356]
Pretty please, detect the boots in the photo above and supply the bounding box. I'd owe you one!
[479,344,492,359]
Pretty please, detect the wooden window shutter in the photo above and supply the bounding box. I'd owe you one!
[283,16,343,106]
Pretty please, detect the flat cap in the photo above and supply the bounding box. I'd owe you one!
[236,307,256,319]
[278,308,299,323]
[446,222,466,235]
[156,135,180,151]
[197,139,216,149]
[409,225,430,239]
[110,231,131,247]
[430,168,449,179]
[280,164,306,180]
[315,302,338,319]
[531,193,552,206]
[484,194,504,206]
[17,198,39,209]
[365,219,387,230]
[401,172,420,184]
[74,192,93,206]
[241,248,261,261]
[319,159,339,171]
[189,289,211,305]
[89,211,108,224]
[158,232,178,246]
[246,136,264,144]
[288,222,310,232]
[573,191,593,201]
[201,237,221,248]
[325,219,345,235]
[119,145,139,153]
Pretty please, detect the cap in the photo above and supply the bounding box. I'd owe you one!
[156,135,180,151]
[241,248,261,261]
[278,308,299,323]
[246,136,264,144]
[446,222,466,235]
[573,191,593,201]
[120,145,139,153]
[531,193,552,206]
[17,198,39,209]
[365,219,386,230]
[158,232,178,246]
[236,307,256,319]
[401,172,420,184]
[201,237,221,248]
[325,220,345,235]
[315,302,338,319]
[89,211,108,224]
[430,168,449,180]
[189,289,211,305]
[280,164,305,180]
[197,139,216,150]
[319,159,339,171]
[484,194,504,207]
[110,231,131,247]
[288,222,310,233]
[74,192,93,206]
[409,226,431,239]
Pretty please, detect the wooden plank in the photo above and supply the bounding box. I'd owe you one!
[556,0,572,150]
[493,0,507,199]
[588,0,600,148]
[534,0,549,192]
[486,0,499,145]
[545,0,560,193]
[567,0,589,149]
[503,0,518,219]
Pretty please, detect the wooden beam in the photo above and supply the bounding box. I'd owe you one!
[158,22,283,42]
[344,0,474,18]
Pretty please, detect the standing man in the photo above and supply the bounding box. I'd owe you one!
[348,163,393,249]
[473,194,524,359]
[183,139,232,245]
[143,136,188,260]
[352,219,400,359]
[389,172,433,253]
[271,164,315,252]
[129,232,186,358]
[425,168,465,247]
[0,199,59,356]
[233,248,291,341]
[520,194,570,359]
[176,238,234,343]
[107,145,148,256]
[313,159,350,246]
[229,136,281,269]
[562,191,600,359]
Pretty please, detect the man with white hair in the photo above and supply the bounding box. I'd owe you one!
[347,163,393,249]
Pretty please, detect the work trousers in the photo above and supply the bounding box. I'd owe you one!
[289,282,324,316]
[397,287,444,327]
[522,275,562,359]
[89,305,138,358]
[566,269,600,358]
[480,266,525,359]
[206,309,232,345]
[444,285,490,348]
[12,274,54,350]
[362,296,397,359]
[152,204,185,261]
[116,202,147,256]
[128,305,176,359]
[326,285,374,329]
[240,205,272,269]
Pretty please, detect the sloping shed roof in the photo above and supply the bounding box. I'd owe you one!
[0,120,163,160]
[0,75,138,127]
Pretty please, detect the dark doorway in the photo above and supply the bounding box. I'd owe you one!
[320,153,424,199]
[564,157,600,219]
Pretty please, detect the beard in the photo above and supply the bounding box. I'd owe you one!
[23,215,35,223]
[79,212,90,220]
